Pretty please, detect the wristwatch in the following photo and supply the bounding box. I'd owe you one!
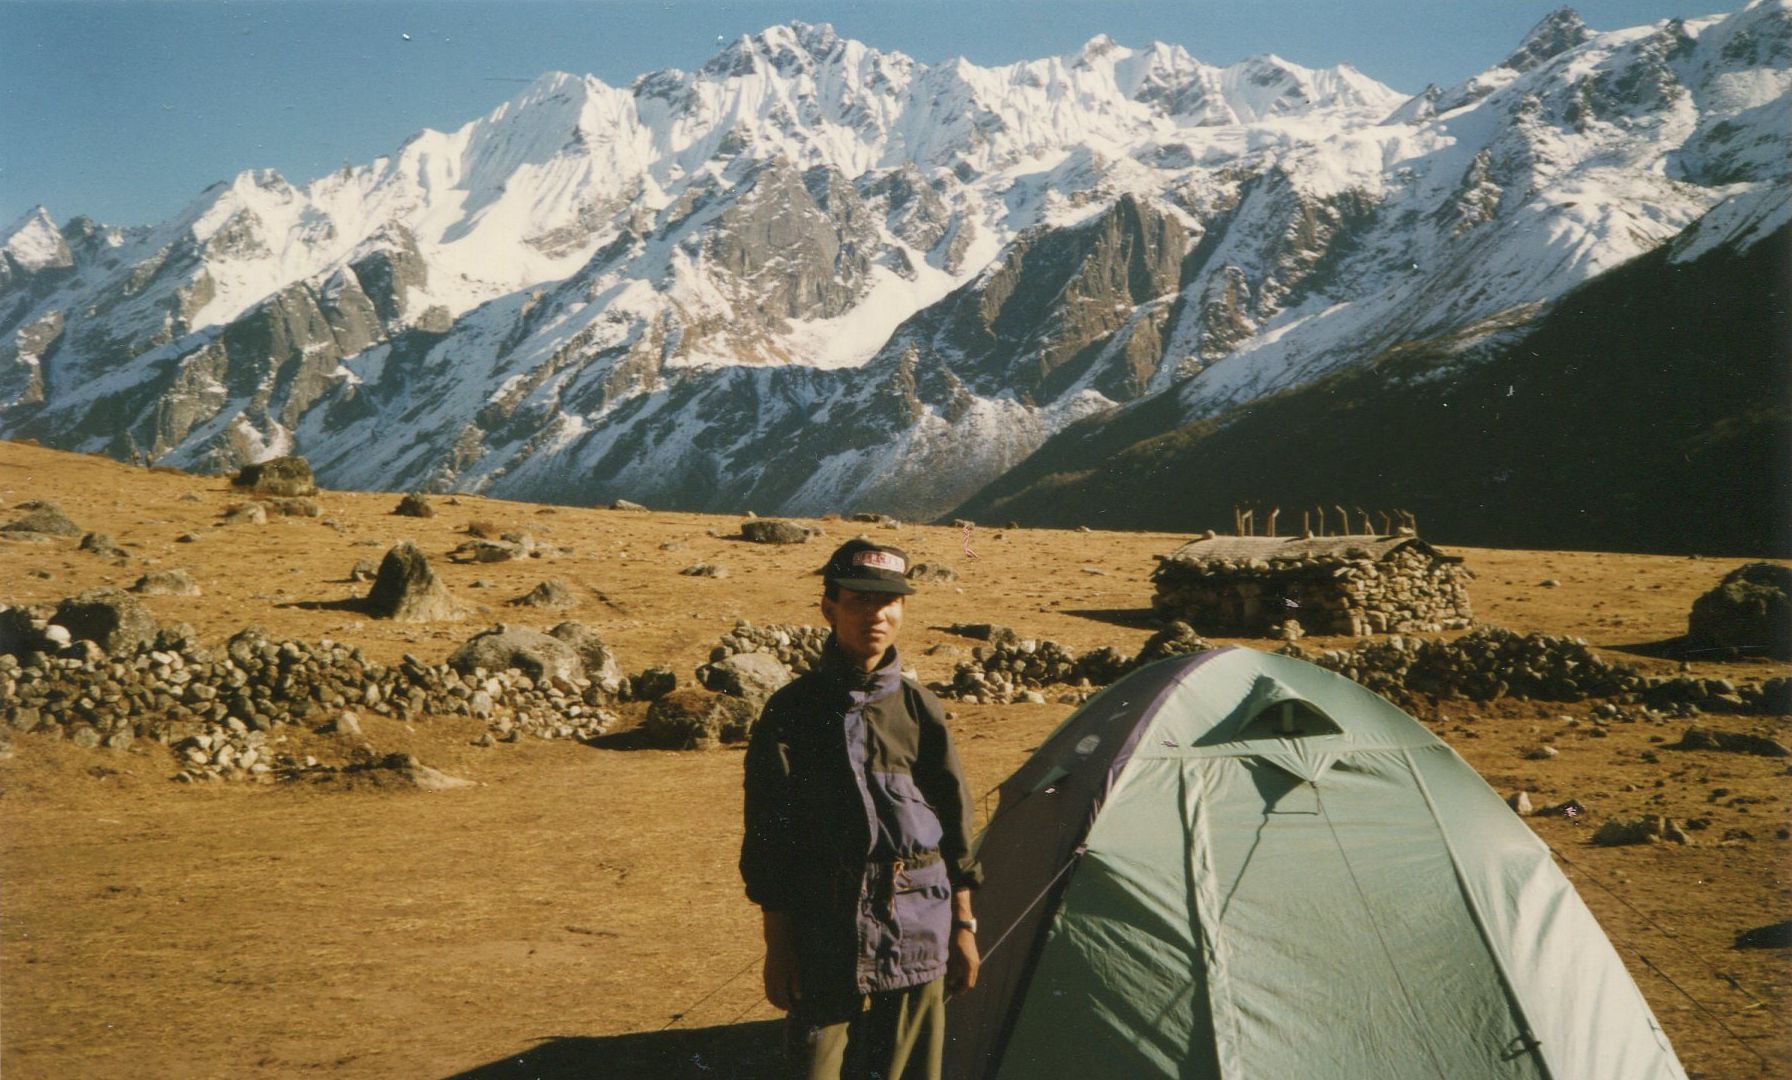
[952,917,978,934]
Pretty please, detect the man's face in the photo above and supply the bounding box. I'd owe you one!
[822,586,905,667]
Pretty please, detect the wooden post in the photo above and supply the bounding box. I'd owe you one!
[1266,507,1280,537]
[1356,507,1373,536]
[1376,510,1391,536]
[1334,505,1350,536]
[1241,507,1254,537]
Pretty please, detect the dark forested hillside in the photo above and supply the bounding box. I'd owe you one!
[955,223,1792,556]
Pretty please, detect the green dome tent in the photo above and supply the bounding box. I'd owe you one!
[946,647,1686,1080]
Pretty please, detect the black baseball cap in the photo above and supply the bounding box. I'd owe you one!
[823,539,916,595]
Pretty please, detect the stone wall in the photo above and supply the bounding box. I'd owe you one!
[1,617,623,783]
[1152,546,1473,636]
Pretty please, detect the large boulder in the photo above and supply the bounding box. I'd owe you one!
[1687,563,1792,661]
[512,579,578,609]
[51,588,159,656]
[549,622,622,694]
[232,455,317,497]
[131,569,202,597]
[740,519,810,545]
[364,542,466,622]
[78,532,126,558]
[393,492,435,518]
[2,502,81,537]
[696,651,793,711]
[448,625,583,684]
[641,690,756,749]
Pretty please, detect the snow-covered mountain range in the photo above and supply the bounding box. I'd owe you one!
[3,4,1787,528]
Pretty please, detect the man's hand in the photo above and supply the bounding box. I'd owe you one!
[762,910,801,1011]
[946,888,980,999]
[947,926,981,999]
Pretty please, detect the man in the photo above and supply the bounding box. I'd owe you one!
[741,538,982,1080]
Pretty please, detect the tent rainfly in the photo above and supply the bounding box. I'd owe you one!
[945,647,1686,1080]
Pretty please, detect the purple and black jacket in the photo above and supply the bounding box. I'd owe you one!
[741,640,982,999]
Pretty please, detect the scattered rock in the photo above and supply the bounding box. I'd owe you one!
[176,532,201,543]
[1537,799,1585,819]
[51,588,159,656]
[2,503,81,536]
[387,753,474,790]
[740,519,810,545]
[944,623,1019,646]
[78,532,126,558]
[696,652,792,711]
[130,569,201,597]
[260,497,321,517]
[627,667,678,702]
[681,563,728,578]
[1540,579,1560,588]
[1687,563,1792,660]
[641,690,756,749]
[393,492,435,518]
[448,625,583,684]
[610,499,648,512]
[1593,815,1676,846]
[350,559,377,582]
[907,563,958,584]
[1522,745,1560,761]
[364,542,466,622]
[1507,791,1534,815]
[1673,726,1789,757]
[548,622,622,695]
[512,579,578,609]
[326,711,363,737]
[448,539,524,563]
[221,502,268,526]
[232,456,317,497]
[1132,622,1213,668]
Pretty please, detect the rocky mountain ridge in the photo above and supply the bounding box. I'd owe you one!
[2,3,1787,538]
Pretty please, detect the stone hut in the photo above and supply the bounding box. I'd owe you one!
[1151,533,1473,637]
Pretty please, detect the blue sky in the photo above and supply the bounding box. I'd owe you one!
[0,0,1720,229]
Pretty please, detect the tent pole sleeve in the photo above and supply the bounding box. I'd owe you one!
[1184,760,1242,1079]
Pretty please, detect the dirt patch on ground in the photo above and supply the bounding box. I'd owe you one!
[1,442,1787,1078]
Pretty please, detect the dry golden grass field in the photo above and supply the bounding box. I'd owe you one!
[1,441,1787,1079]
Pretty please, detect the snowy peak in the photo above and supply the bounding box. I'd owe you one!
[1220,54,1403,119]
[1502,8,1595,72]
[2,6,1785,528]
[2,206,74,275]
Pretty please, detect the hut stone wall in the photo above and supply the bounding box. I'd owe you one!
[1152,542,1473,637]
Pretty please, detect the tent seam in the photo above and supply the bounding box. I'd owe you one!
[1403,747,1559,1080]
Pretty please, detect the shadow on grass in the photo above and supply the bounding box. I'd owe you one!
[278,596,378,614]
[1059,607,1163,631]
[1601,635,1785,663]
[443,1020,783,1080]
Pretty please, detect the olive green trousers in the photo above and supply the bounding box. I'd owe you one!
[784,980,945,1080]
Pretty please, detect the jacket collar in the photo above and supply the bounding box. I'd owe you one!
[818,635,903,697]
